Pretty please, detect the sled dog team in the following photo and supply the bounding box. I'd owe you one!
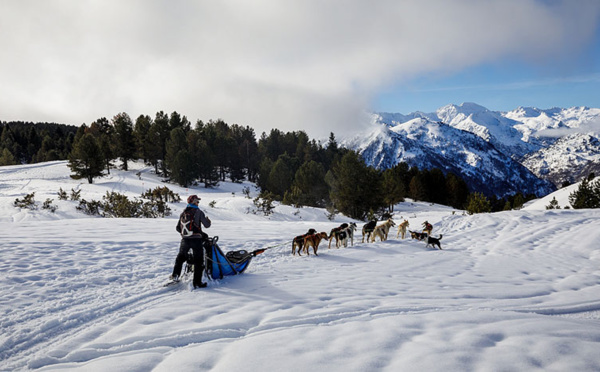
[292,218,443,256]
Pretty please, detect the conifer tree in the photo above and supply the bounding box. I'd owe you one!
[268,153,295,199]
[111,112,136,171]
[409,174,427,201]
[381,168,405,212]
[446,172,469,209]
[68,133,104,183]
[288,160,328,207]
[152,111,171,175]
[166,127,197,187]
[569,178,600,209]
[327,151,385,220]
[546,197,560,210]
[134,115,152,162]
[0,148,17,165]
[466,192,491,214]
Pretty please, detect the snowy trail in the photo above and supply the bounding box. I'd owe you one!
[2,161,600,371]
[2,211,600,370]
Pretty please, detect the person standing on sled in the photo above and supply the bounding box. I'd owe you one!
[171,194,211,288]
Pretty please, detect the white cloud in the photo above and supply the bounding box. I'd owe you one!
[0,0,599,137]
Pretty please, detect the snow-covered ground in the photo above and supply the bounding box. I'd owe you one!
[1,161,600,371]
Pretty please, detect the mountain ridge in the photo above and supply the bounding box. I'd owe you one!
[342,103,600,197]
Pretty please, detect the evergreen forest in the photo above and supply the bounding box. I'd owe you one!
[2,112,538,219]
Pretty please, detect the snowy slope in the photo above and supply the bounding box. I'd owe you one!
[345,117,555,198]
[522,133,600,186]
[2,162,600,371]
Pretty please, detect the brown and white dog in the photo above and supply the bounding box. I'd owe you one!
[303,232,329,256]
[328,223,349,249]
[371,218,396,242]
[396,219,410,239]
[292,228,317,255]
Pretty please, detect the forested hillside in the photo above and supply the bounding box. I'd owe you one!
[2,112,540,219]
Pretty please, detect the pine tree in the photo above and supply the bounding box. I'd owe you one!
[267,153,295,199]
[446,172,469,209]
[152,111,171,175]
[546,197,560,210]
[466,192,491,215]
[68,133,104,183]
[409,174,427,201]
[381,168,405,212]
[165,128,197,187]
[512,192,525,210]
[327,151,385,220]
[134,115,152,162]
[0,148,17,165]
[288,160,328,207]
[111,112,136,171]
[569,178,600,209]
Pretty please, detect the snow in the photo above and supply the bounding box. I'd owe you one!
[2,161,600,371]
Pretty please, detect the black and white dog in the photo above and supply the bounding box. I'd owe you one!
[425,234,443,250]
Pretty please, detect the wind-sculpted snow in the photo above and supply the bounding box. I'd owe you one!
[1,162,600,371]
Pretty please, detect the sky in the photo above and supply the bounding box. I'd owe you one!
[1,0,599,138]
[2,161,600,371]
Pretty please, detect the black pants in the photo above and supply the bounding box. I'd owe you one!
[172,238,206,287]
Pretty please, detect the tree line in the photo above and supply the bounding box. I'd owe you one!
[3,112,542,219]
[0,121,78,165]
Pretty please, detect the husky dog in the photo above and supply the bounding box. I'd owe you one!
[362,220,377,243]
[303,232,329,256]
[371,219,396,243]
[396,219,410,239]
[425,234,443,250]
[292,228,317,255]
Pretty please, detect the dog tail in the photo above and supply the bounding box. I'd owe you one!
[439,234,443,240]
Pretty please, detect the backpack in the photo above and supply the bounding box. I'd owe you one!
[176,209,197,237]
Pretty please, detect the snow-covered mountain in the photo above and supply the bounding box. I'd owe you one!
[344,103,600,197]
[522,133,600,186]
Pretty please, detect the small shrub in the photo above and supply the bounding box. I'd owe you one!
[138,199,172,218]
[57,188,68,200]
[14,193,37,210]
[42,198,57,213]
[209,200,217,208]
[102,191,141,218]
[242,186,251,199]
[546,196,561,210]
[70,189,81,201]
[253,192,276,216]
[141,186,180,203]
[76,199,102,216]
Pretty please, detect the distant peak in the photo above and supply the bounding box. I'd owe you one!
[458,102,488,112]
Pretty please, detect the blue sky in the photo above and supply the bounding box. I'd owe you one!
[374,27,600,114]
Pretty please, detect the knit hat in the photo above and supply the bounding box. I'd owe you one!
[187,194,200,204]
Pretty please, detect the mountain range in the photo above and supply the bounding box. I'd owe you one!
[342,103,600,198]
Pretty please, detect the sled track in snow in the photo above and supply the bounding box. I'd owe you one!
[0,242,176,371]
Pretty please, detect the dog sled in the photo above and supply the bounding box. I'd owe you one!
[181,236,267,281]
[206,236,267,279]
